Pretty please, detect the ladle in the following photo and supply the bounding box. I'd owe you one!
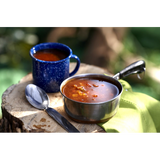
[25,84,80,132]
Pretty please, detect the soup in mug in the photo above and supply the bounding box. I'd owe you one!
[33,49,68,61]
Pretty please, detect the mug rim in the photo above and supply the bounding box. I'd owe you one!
[30,42,72,63]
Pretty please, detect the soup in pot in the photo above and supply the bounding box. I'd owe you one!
[62,77,119,103]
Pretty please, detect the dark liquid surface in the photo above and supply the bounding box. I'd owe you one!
[33,49,68,61]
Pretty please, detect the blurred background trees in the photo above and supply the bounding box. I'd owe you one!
[0,27,160,119]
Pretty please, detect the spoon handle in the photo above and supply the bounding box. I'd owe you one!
[46,107,80,133]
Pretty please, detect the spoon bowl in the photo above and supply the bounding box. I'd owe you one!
[25,84,49,110]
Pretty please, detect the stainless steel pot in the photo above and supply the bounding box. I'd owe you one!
[60,60,145,123]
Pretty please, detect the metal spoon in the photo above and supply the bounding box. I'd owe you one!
[25,84,80,133]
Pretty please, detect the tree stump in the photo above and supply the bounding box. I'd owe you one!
[1,63,111,133]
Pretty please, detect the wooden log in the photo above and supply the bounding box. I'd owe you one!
[1,63,111,133]
[0,119,4,132]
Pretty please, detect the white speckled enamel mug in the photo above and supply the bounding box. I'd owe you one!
[30,42,80,93]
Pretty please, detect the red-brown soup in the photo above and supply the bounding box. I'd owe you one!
[34,49,68,61]
[62,77,119,103]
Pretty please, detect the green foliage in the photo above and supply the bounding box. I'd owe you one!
[131,27,160,49]
[0,69,28,119]
[116,27,160,100]
[0,24,52,71]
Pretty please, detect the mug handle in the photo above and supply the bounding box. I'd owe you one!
[69,54,80,77]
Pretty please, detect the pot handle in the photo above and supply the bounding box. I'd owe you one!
[113,60,146,80]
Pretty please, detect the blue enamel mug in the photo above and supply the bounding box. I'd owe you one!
[30,42,80,93]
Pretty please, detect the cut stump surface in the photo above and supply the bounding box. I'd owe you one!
[1,63,110,132]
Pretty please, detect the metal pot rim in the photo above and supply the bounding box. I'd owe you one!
[60,73,123,105]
